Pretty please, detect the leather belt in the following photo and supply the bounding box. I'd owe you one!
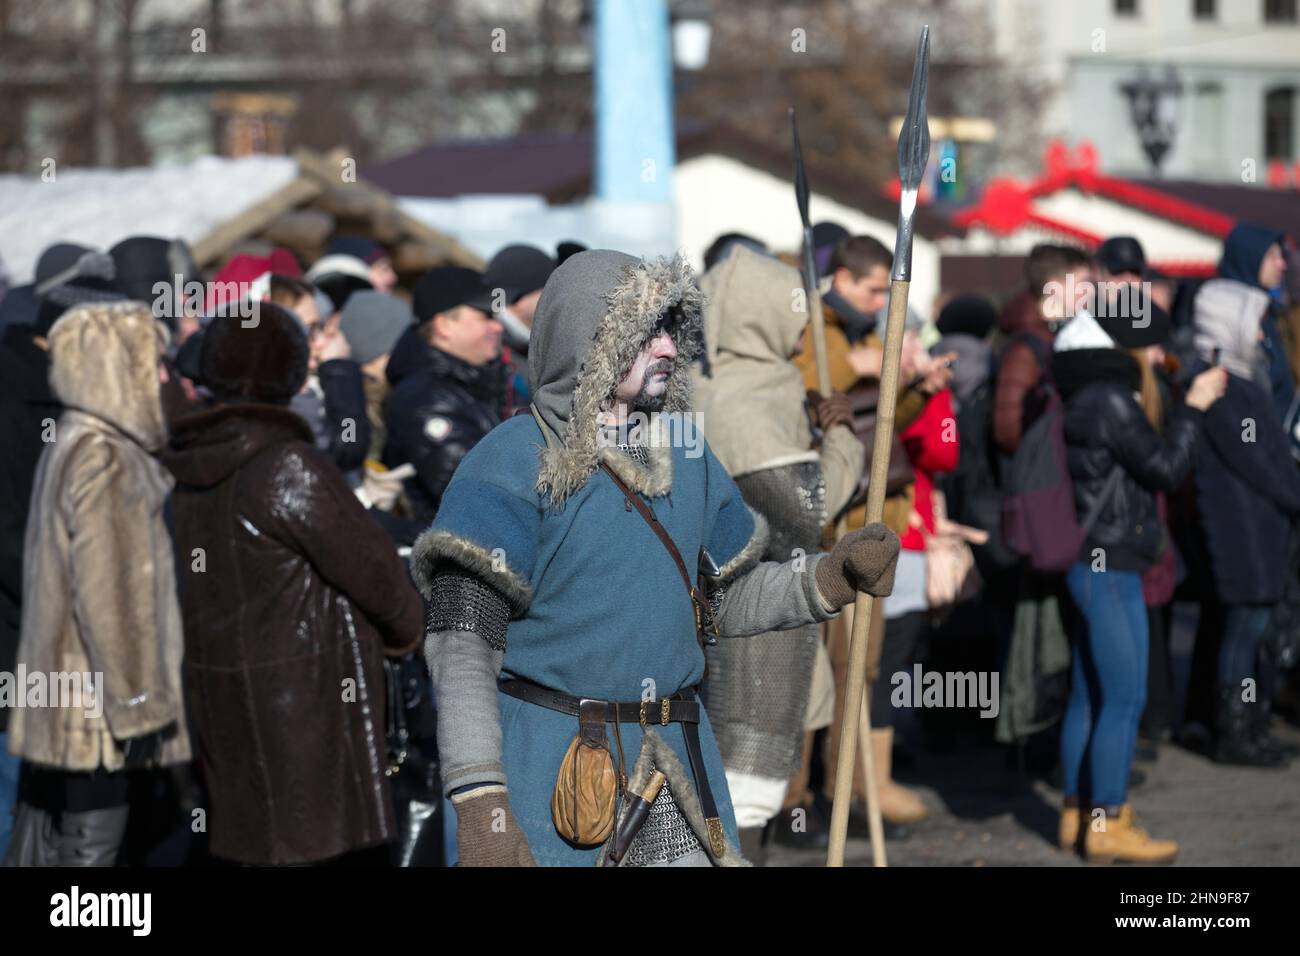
[499,676,728,858]
[499,678,700,726]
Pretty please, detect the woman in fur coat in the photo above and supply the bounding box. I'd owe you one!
[6,302,190,867]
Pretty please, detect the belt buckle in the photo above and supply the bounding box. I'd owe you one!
[639,700,648,729]
[660,697,671,726]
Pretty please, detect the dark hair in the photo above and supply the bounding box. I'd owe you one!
[268,274,314,309]
[827,235,892,280]
[1024,243,1091,299]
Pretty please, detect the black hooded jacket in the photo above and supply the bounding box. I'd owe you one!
[1053,347,1201,571]
[382,326,502,523]
[0,325,60,729]
[1193,369,1300,604]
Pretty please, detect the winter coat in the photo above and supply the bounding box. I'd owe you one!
[993,323,1053,455]
[1053,344,1200,572]
[8,303,190,770]
[382,326,502,522]
[163,402,424,865]
[288,358,371,475]
[1194,375,1300,604]
[1217,223,1295,420]
[0,324,59,732]
[899,388,960,552]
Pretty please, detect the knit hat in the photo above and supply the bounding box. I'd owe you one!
[326,235,387,265]
[305,254,375,313]
[485,244,556,304]
[1093,283,1172,349]
[556,241,587,265]
[35,249,124,336]
[199,302,309,404]
[936,294,997,339]
[109,236,199,303]
[1097,236,1146,277]
[412,266,494,323]
[338,291,413,365]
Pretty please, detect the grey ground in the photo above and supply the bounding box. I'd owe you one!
[766,721,1300,867]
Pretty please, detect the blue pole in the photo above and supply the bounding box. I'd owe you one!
[593,0,674,204]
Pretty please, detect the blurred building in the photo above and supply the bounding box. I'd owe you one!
[985,0,1300,181]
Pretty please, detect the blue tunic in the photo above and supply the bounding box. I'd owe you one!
[431,415,758,865]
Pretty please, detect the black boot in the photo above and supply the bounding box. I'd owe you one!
[1251,696,1296,761]
[770,801,830,851]
[1214,688,1286,767]
[737,826,766,866]
[1255,652,1299,760]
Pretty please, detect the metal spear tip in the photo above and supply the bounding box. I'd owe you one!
[790,108,811,225]
[897,25,931,192]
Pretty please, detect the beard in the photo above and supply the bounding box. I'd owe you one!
[631,359,674,413]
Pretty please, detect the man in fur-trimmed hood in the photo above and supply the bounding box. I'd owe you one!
[417,249,899,867]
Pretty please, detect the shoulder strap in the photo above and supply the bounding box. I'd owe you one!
[600,461,695,595]
[1012,332,1052,377]
[1078,465,1124,536]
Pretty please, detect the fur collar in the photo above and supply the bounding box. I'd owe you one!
[534,254,703,509]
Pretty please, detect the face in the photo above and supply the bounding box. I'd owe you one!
[513,289,543,328]
[369,258,398,295]
[1070,266,1096,313]
[834,264,890,317]
[613,322,678,413]
[1259,243,1287,290]
[297,294,327,370]
[433,305,503,367]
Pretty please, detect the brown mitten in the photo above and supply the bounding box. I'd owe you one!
[814,522,901,609]
[806,389,854,432]
[451,785,537,867]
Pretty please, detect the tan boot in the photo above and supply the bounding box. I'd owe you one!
[870,728,928,825]
[1084,804,1178,864]
[1058,805,1082,852]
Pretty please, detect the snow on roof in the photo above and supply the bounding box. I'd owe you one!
[0,154,298,285]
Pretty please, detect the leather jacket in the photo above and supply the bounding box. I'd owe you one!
[1054,347,1201,571]
[163,403,424,864]
[382,326,502,523]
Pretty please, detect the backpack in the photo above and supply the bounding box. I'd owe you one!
[998,335,1112,574]
[938,379,1017,575]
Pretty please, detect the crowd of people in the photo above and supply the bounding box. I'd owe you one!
[0,214,1296,867]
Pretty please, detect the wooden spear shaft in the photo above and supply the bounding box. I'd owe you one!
[826,278,910,866]
[826,21,930,870]
[791,106,886,863]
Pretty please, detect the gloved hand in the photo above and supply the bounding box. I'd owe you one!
[814,522,901,609]
[117,724,173,769]
[452,785,537,867]
[806,389,854,433]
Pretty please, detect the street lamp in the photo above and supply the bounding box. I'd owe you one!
[1121,65,1183,175]
[670,0,712,71]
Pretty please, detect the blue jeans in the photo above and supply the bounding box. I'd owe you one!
[1060,564,1148,808]
[0,732,20,859]
[1218,605,1271,689]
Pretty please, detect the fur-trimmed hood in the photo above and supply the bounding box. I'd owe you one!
[47,301,168,452]
[527,250,704,507]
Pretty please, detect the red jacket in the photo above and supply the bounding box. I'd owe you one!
[900,389,960,551]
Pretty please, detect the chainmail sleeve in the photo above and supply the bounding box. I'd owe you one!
[425,564,512,652]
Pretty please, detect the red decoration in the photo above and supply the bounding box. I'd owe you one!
[943,140,1236,277]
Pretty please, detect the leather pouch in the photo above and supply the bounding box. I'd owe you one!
[551,701,620,846]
